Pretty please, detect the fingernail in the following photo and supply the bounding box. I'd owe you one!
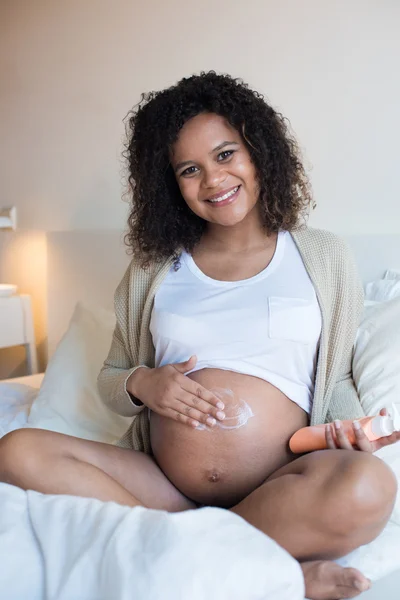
[355,579,370,591]
[217,402,225,410]
[353,420,361,431]
[217,411,225,420]
[207,417,216,426]
[334,420,341,430]
[192,420,199,428]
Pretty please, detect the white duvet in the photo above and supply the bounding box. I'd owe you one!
[1,381,400,599]
[0,381,38,437]
[0,482,304,600]
[0,381,304,600]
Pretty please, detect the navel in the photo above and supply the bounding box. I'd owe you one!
[206,470,222,483]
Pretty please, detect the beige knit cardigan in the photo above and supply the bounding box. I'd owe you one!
[98,227,365,453]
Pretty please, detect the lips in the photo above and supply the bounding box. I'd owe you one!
[205,185,240,202]
[205,185,241,208]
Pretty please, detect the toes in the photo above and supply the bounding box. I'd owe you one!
[337,568,371,597]
[302,561,371,600]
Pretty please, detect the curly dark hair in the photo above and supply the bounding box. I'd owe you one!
[124,71,314,266]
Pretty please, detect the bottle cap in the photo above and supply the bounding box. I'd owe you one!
[372,416,395,437]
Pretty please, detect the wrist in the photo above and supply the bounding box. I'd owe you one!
[126,366,150,404]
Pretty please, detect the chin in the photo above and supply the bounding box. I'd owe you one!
[214,210,252,227]
[220,217,247,227]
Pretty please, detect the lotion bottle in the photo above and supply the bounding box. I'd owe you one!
[289,405,400,454]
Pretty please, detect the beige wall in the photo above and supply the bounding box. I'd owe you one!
[1,0,399,234]
[0,0,399,376]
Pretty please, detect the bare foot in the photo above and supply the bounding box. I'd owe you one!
[301,560,371,599]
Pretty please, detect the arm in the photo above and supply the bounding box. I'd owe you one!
[97,262,147,417]
[327,370,365,422]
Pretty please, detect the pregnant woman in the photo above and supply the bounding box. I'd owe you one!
[1,72,398,600]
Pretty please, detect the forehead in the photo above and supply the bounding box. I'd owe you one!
[170,113,240,158]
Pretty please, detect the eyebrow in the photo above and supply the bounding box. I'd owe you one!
[173,141,239,173]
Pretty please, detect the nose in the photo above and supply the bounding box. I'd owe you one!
[202,164,226,190]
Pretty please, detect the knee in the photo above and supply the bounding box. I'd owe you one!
[0,429,46,485]
[321,450,397,533]
[340,451,396,516]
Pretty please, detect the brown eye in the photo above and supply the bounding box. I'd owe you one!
[218,150,234,161]
[181,166,198,177]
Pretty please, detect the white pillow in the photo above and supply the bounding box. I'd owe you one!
[383,269,400,280]
[365,269,400,304]
[27,303,132,443]
[353,296,400,417]
[365,279,400,303]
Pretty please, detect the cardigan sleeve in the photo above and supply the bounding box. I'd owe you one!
[97,263,146,418]
[327,372,365,422]
[326,239,365,422]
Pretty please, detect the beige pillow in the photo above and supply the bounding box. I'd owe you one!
[27,303,132,443]
[353,296,400,417]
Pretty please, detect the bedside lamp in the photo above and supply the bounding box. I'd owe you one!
[0,207,18,296]
[0,207,17,231]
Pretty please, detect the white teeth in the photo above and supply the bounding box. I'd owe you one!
[208,186,239,203]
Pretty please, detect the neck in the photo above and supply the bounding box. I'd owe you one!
[201,210,273,254]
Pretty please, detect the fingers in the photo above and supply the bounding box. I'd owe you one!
[333,420,354,450]
[163,403,219,429]
[173,355,197,373]
[178,378,226,413]
[159,394,225,429]
[326,419,381,453]
[179,389,225,421]
[187,382,225,411]
[163,407,200,429]
[352,421,373,452]
[325,424,337,449]
[174,400,219,428]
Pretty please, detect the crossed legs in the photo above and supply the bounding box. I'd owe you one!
[0,429,397,599]
[0,428,195,511]
[231,448,397,599]
[232,448,397,561]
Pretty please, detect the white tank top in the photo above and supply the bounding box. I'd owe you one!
[150,231,322,413]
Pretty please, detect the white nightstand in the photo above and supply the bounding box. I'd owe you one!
[0,294,38,374]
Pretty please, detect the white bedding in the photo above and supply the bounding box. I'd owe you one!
[0,481,304,600]
[0,377,303,600]
[2,373,45,387]
[1,378,400,599]
[0,375,43,437]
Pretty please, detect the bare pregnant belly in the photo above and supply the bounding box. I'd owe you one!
[150,369,309,508]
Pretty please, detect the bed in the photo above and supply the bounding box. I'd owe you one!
[1,230,400,600]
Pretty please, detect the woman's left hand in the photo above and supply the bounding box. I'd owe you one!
[325,408,400,453]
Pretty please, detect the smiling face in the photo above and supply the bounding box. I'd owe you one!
[170,113,261,229]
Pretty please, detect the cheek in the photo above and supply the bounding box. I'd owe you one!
[235,156,257,182]
[178,178,198,204]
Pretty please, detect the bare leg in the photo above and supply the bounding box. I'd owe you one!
[0,429,196,511]
[231,449,397,599]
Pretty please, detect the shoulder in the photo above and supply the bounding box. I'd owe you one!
[292,227,363,309]
[291,226,348,251]
[115,254,175,300]
[291,226,355,267]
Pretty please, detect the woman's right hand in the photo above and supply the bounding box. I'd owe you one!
[128,355,226,428]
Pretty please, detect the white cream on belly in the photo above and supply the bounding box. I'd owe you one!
[195,387,254,431]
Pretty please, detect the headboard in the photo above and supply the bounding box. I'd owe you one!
[46,231,400,357]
